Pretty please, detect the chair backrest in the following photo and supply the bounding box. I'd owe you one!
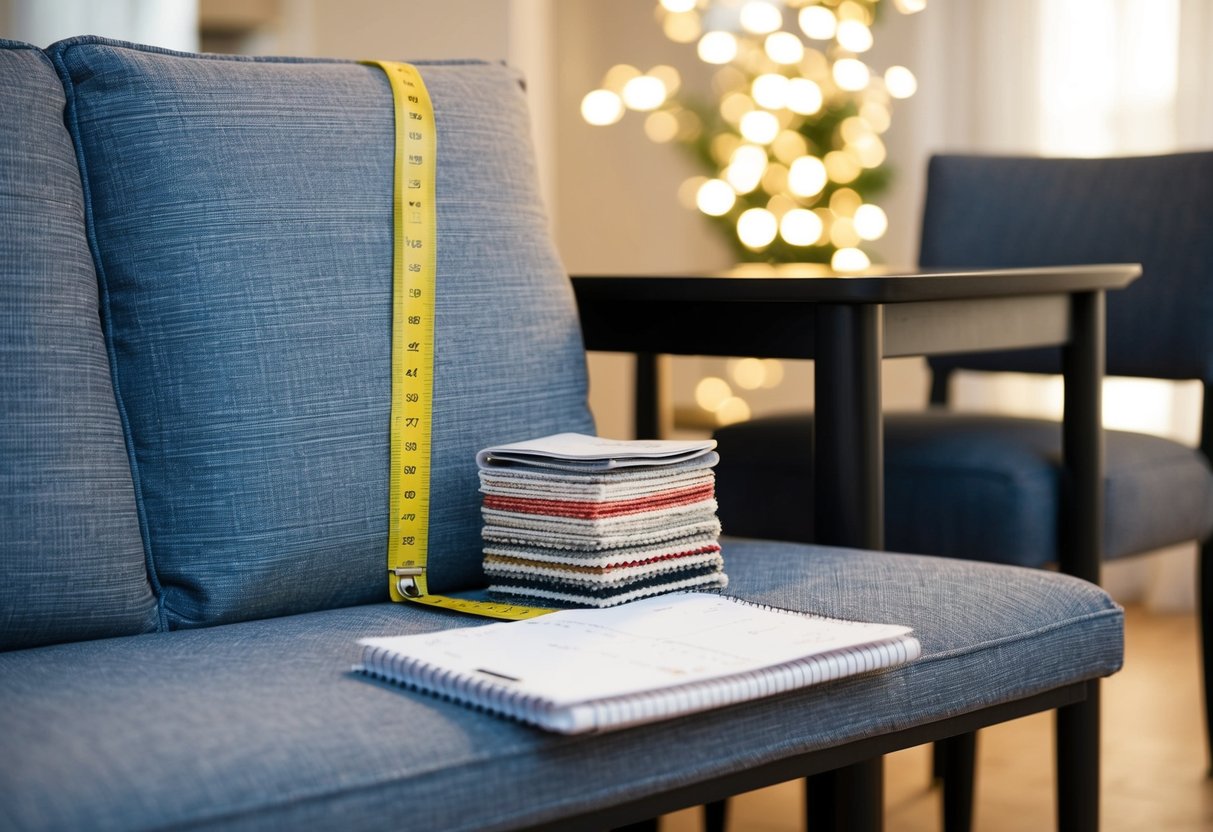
[920,152,1213,385]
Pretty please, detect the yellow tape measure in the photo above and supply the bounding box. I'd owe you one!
[365,60,552,621]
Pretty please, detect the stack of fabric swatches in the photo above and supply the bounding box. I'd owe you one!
[476,433,727,608]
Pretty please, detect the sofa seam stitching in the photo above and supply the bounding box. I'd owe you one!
[913,605,1123,665]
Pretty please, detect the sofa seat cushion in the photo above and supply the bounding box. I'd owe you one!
[0,538,1122,831]
[0,39,156,650]
[715,412,1213,567]
[48,38,594,629]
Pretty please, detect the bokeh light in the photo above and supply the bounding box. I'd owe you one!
[740,110,781,144]
[647,65,682,96]
[715,396,752,425]
[662,11,702,43]
[737,207,779,248]
[622,75,667,111]
[824,150,861,183]
[752,73,790,109]
[729,357,767,389]
[771,129,809,164]
[798,6,837,40]
[853,203,889,239]
[602,64,641,92]
[739,1,783,35]
[836,20,873,52]
[580,90,624,126]
[698,30,739,64]
[785,77,823,114]
[787,155,828,197]
[832,246,872,271]
[780,208,825,246]
[833,58,871,91]
[885,65,919,99]
[765,31,805,65]
[720,91,756,124]
[696,178,737,216]
[645,110,680,142]
[829,187,862,216]
[830,216,862,248]
[694,376,732,411]
[726,144,769,193]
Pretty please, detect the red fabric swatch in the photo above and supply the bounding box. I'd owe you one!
[483,483,715,519]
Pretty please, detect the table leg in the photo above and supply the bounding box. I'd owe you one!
[1058,291,1105,831]
[1061,290,1105,585]
[813,303,884,550]
[634,353,662,440]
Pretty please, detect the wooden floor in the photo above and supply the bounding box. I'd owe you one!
[660,605,1213,831]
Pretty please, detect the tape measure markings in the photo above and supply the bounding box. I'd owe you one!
[365,59,552,621]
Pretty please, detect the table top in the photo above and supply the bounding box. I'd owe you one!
[571,263,1141,304]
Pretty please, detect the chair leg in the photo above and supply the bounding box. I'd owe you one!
[940,732,977,832]
[806,769,840,831]
[703,799,727,832]
[1201,537,1213,776]
[806,758,884,832]
[1056,680,1100,832]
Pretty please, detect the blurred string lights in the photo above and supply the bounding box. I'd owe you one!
[582,0,923,269]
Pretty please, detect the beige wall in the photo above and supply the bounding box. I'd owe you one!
[287,0,510,61]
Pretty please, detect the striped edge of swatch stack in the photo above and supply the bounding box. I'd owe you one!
[476,433,727,608]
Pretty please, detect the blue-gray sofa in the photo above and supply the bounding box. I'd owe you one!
[1,37,1123,831]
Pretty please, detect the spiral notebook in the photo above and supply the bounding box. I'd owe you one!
[357,592,921,734]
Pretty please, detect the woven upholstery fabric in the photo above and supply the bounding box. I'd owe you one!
[0,39,157,650]
[715,413,1213,566]
[920,152,1213,382]
[49,37,594,629]
[0,538,1122,832]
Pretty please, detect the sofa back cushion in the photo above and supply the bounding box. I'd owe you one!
[50,38,594,629]
[1,39,159,650]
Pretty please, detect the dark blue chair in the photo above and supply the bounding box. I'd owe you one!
[713,152,1213,819]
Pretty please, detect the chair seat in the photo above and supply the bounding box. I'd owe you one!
[0,538,1122,831]
[715,412,1213,567]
